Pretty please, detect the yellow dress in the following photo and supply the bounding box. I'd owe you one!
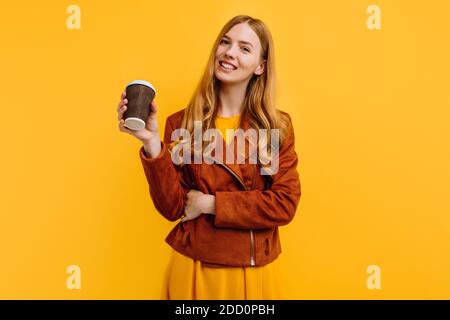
[160,114,283,300]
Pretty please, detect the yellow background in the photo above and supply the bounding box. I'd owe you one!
[1,0,449,299]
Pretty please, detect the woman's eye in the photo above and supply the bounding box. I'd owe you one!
[220,39,250,53]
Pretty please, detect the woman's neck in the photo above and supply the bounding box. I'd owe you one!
[217,81,248,117]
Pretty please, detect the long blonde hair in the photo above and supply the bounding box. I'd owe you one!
[174,15,291,165]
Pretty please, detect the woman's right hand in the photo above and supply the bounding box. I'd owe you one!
[117,90,162,156]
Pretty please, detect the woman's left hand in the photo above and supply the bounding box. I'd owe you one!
[181,189,216,222]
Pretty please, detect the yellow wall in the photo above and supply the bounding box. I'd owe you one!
[1,0,449,299]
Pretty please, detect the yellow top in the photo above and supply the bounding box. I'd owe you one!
[214,114,242,144]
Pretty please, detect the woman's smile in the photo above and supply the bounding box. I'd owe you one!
[218,60,238,73]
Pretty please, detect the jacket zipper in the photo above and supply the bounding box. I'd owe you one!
[249,165,257,266]
[209,155,257,266]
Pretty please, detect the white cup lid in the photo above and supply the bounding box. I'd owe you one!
[126,80,156,93]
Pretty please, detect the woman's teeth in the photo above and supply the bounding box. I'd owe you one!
[220,61,236,70]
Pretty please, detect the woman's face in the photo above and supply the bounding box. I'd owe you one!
[214,23,266,84]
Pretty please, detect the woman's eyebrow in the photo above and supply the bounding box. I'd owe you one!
[222,35,253,48]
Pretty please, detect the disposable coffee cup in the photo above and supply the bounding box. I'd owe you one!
[123,80,156,130]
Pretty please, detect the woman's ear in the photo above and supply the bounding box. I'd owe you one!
[254,60,266,76]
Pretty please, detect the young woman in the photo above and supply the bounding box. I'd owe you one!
[116,15,301,300]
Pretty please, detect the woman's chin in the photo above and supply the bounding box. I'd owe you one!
[215,72,240,84]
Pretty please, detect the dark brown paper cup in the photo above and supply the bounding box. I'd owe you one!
[124,80,156,130]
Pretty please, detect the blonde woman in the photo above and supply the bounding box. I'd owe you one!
[117,15,301,300]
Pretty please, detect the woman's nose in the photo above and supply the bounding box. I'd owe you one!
[225,45,239,57]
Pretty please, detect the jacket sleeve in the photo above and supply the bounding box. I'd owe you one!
[139,116,192,222]
[213,117,301,229]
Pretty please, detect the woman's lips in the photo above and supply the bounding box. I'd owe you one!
[220,60,237,69]
[218,61,237,72]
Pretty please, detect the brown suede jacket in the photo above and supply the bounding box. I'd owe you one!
[139,108,301,268]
